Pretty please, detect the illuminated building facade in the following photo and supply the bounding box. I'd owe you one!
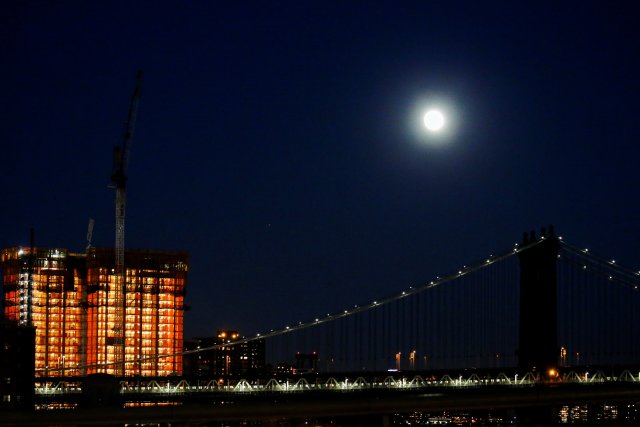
[1,247,188,377]
[85,248,188,376]
[183,330,265,378]
[1,248,85,377]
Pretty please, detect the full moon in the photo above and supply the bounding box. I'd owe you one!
[423,110,445,131]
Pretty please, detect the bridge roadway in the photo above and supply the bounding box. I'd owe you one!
[8,381,640,426]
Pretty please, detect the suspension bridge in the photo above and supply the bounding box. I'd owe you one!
[199,226,640,374]
[20,227,640,424]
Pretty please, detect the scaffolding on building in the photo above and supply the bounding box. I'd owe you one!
[1,246,188,378]
[1,248,86,377]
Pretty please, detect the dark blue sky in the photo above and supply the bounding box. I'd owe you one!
[2,1,639,338]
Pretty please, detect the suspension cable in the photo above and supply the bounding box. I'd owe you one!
[38,239,544,374]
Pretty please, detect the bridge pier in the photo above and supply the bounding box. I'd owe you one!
[517,226,560,373]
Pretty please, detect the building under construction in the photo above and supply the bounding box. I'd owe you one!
[1,246,188,377]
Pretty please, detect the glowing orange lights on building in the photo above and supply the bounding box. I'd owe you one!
[86,248,188,377]
[1,247,188,377]
[1,248,85,377]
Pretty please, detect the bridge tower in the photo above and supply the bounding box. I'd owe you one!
[517,226,560,373]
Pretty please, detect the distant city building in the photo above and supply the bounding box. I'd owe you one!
[272,361,294,375]
[1,246,188,377]
[294,352,318,374]
[0,313,35,410]
[184,330,265,378]
[270,353,318,376]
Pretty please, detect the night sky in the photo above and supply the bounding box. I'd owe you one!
[2,2,640,338]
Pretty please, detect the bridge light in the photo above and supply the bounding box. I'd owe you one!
[611,260,616,264]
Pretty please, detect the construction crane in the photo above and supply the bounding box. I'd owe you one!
[86,218,95,252]
[110,70,143,375]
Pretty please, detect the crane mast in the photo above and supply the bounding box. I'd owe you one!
[86,218,95,252]
[110,71,143,375]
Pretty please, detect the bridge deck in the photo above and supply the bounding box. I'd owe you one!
[9,382,640,426]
